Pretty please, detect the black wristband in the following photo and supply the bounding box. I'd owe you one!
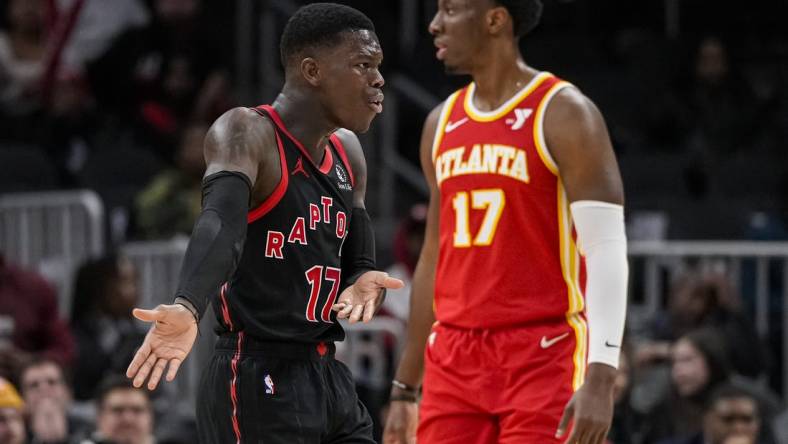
[174,297,200,322]
[389,393,418,403]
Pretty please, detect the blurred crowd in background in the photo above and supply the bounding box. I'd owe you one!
[1,0,788,443]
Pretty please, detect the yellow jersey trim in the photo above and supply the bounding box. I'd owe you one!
[463,72,552,122]
[431,90,462,163]
[557,181,587,390]
[533,81,572,176]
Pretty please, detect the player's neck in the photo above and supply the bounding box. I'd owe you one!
[272,90,337,162]
[470,46,535,112]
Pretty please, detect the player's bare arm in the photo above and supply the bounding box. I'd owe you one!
[126,107,278,390]
[330,129,404,323]
[545,88,624,205]
[546,88,627,444]
[383,104,443,444]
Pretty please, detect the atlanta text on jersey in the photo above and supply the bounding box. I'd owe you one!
[435,143,529,185]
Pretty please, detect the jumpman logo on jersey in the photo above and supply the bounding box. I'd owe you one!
[505,108,533,131]
[291,157,310,178]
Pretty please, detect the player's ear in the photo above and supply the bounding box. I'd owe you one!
[301,57,321,86]
[486,6,510,35]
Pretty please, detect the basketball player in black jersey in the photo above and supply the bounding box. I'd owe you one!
[124,3,403,442]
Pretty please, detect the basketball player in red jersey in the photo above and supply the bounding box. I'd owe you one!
[383,1,628,443]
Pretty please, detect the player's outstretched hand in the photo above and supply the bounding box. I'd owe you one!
[126,304,198,391]
[382,400,418,444]
[556,363,616,444]
[332,270,404,323]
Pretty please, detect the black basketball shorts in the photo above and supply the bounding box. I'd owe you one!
[196,333,374,443]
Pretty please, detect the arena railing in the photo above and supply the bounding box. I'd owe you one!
[0,190,104,317]
[121,238,203,417]
[628,240,788,397]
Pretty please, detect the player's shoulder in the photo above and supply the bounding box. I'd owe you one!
[212,106,275,136]
[427,85,467,124]
[332,128,366,173]
[545,84,604,127]
[333,128,361,152]
[423,93,455,134]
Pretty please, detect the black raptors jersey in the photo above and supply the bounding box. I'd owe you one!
[212,105,356,343]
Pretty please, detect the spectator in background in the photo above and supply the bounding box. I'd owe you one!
[81,376,154,444]
[69,255,145,401]
[88,0,232,158]
[380,203,427,322]
[638,328,779,443]
[0,377,25,444]
[658,385,763,444]
[647,35,759,157]
[53,0,149,78]
[0,254,74,383]
[0,0,46,138]
[640,328,735,442]
[134,123,207,239]
[637,270,768,380]
[19,358,89,443]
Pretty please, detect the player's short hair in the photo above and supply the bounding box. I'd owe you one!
[494,0,543,37]
[279,2,375,68]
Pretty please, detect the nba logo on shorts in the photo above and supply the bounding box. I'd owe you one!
[264,374,275,395]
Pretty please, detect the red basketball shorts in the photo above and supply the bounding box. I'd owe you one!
[418,319,586,444]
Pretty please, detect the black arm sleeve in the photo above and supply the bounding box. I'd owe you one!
[340,207,377,291]
[174,171,251,320]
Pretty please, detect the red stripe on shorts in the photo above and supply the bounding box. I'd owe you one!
[220,283,234,330]
[230,332,244,444]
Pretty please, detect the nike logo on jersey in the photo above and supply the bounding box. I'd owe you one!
[504,108,533,131]
[291,157,309,178]
[540,332,569,349]
[605,341,620,348]
[444,117,469,133]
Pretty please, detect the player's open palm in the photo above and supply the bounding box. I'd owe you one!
[126,304,198,390]
[333,270,404,323]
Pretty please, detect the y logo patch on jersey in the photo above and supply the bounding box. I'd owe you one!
[264,374,275,395]
[291,157,309,178]
[505,108,533,131]
[444,117,469,133]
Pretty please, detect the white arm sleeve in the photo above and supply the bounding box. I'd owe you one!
[570,200,628,369]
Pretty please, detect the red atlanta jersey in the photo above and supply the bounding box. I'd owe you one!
[432,72,587,331]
